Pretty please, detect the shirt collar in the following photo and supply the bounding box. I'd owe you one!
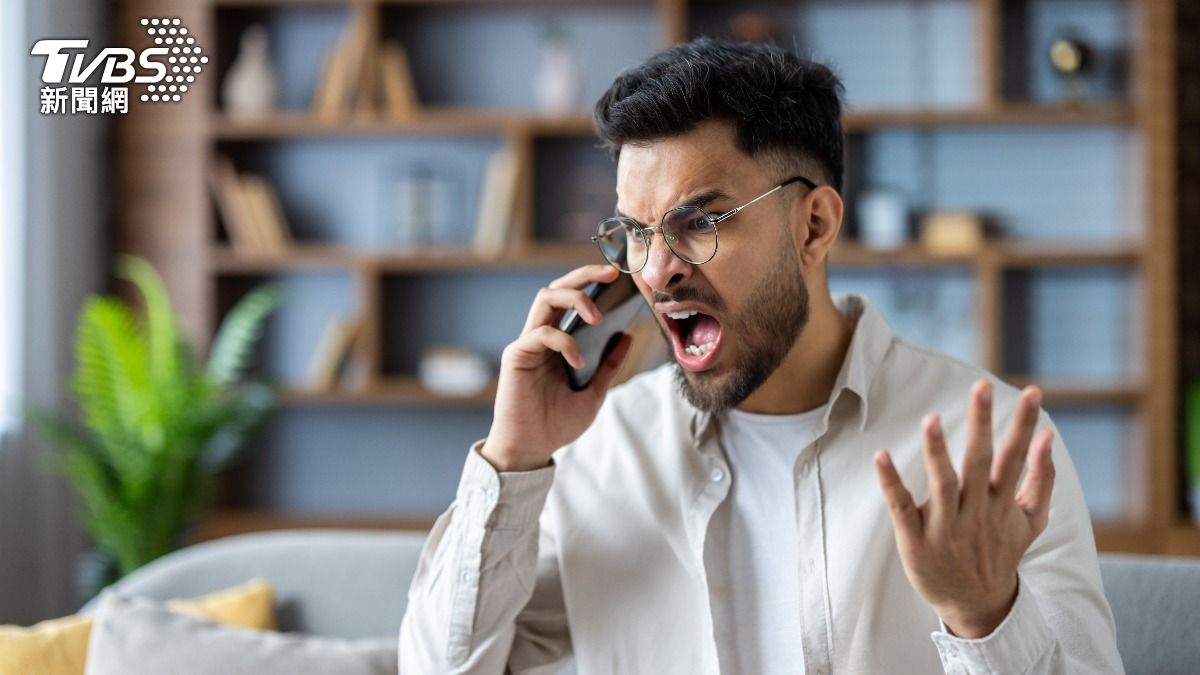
[690,293,893,445]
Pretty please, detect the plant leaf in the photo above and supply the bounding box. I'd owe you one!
[207,284,283,387]
[115,255,182,386]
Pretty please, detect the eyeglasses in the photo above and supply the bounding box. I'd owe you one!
[592,176,817,274]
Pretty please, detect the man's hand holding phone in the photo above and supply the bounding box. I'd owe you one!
[480,265,635,473]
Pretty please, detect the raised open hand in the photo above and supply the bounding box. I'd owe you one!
[873,380,1056,638]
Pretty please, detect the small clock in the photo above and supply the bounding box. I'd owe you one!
[1048,37,1095,102]
[1050,38,1093,76]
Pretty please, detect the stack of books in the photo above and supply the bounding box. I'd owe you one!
[208,157,294,255]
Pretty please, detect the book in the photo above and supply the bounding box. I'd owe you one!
[472,147,520,258]
[338,13,370,116]
[306,316,362,391]
[207,157,264,254]
[351,10,380,115]
[240,174,294,253]
[377,41,419,119]
[311,37,349,120]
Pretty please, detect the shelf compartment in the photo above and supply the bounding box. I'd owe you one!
[279,376,496,407]
[211,240,1141,274]
[209,109,593,140]
[843,103,1134,132]
[831,240,1139,269]
[191,509,437,544]
[210,243,598,273]
[1002,376,1142,405]
[207,103,1134,141]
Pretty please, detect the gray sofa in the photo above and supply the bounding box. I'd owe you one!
[80,529,1200,674]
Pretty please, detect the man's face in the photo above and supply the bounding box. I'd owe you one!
[615,121,810,412]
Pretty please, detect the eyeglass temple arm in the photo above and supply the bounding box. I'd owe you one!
[709,175,817,225]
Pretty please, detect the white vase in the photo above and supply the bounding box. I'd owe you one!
[534,40,581,115]
[223,24,277,119]
[858,189,909,251]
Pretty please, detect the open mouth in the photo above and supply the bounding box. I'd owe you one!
[663,309,724,372]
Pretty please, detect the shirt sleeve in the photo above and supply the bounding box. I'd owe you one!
[928,413,1126,675]
[398,440,571,674]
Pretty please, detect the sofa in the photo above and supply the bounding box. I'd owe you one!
[80,529,1200,674]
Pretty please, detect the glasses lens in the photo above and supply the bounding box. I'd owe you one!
[595,218,646,272]
[662,206,716,264]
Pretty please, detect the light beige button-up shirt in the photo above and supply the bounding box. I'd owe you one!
[399,294,1124,674]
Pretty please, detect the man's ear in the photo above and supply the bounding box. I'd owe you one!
[794,186,844,267]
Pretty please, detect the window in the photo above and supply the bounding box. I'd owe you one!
[0,0,26,435]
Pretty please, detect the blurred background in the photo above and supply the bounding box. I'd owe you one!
[1,0,1197,625]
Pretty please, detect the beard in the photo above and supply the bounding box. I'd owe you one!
[670,238,810,413]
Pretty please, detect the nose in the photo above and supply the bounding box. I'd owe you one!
[637,227,693,291]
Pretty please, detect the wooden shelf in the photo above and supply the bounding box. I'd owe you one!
[208,103,1132,142]
[280,376,496,406]
[191,509,437,544]
[211,0,354,6]
[996,240,1142,267]
[210,243,598,273]
[1093,522,1163,554]
[210,243,362,272]
[1092,522,1200,557]
[1162,524,1200,556]
[1002,377,1143,406]
[211,240,1139,274]
[209,109,594,140]
[830,240,1139,269]
[211,0,639,9]
[830,243,976,267]
[842,102,1135,131]
[187,511,1196,556]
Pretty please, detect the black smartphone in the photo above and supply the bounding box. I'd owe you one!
[558,274,644,391]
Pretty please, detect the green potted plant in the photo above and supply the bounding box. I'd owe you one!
[27,255,281,599]
[1187,380,1200,524]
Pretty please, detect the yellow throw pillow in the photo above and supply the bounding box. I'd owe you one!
[0,578,275,675]
[166,579,276,632]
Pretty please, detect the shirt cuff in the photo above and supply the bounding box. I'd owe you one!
[458,440,556,529]
[929,576,1054,674]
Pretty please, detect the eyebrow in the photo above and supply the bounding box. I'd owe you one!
[615,188,734,224]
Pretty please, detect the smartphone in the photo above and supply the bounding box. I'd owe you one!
[558,274,644,391]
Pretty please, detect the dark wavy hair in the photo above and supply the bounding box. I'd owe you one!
[594,38,846,192]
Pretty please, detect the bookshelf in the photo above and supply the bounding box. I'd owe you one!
[114,0,1182,553]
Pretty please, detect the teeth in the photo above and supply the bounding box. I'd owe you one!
[684,341,715,357]
[667,310,699,320]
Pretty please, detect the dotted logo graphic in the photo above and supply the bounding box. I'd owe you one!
[139,17,207,103]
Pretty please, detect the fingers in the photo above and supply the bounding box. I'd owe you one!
[992,386,1043,495]
[1016,428,1056,532]
[506,325,584,370]
[921,414,959,525]
[547,265,620,291]
[524,287,603,334]
[586,332,633,395]
[874,450,922,542]
[522,265,621,333]
[959,379,995,514]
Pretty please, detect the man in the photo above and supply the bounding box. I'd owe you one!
[399,39,1123,674]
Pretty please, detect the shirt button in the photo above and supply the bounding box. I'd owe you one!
[800,459,812,476]
[460,570,474,583]
[709,467,725,482]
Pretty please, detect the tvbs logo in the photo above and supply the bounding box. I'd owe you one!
[31,17,206,113]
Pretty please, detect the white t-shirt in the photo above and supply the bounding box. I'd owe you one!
[707,403,829,675]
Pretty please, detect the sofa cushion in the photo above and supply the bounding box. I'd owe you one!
[0,578,275,675]
[84,591,397,675]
